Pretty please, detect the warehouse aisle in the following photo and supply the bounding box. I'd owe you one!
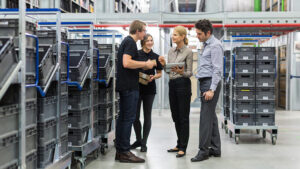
[86,108,300,169]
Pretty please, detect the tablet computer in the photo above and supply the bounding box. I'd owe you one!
[164,62,185,73]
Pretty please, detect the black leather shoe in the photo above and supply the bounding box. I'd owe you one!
[209,149,221,157]
[140,146,147,152]
[191,154,209,162]
[167,148,179,152]
[130,141,141,149]
[176,151,186,158]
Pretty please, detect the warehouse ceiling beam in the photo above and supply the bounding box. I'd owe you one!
[35,11,300,25]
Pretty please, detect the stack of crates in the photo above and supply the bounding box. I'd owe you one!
[232,47,256,126]
[68,80,91,146]
[255,47,276,126]
[0,19,38,169]
[37,82,59,168]
[0,85,38,169]
[223,50,231,119]
[60,83,69,156]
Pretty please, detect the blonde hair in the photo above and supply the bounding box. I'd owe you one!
[174,26,188,45]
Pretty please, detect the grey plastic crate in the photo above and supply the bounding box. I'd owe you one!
[256,47,276,61]
[26,125,38,154]
[26,150,37,169]
[60,113,68,137]
[0,19,35,37]
[0,104,18,136]
[38,117,57,146]
[68,90,91,110]
[233,47,255,61]
[38,96,58,122]
[233,112,255,126]
[61,53,68,81]
[256,101,275,114]
[68,39,98,51]
[60,94,68,115]
[233,74,255,87]
[98,102,113,121]
[235,61,255,74]
[256,113,275,126]
[98,118,112,134]
[25,48,36,84]
[256,74,275,87]
[69,50,90,82]
[0,37,19,89]
[37,140,56,168]
[233,87,255,101]
[98,87,113,103]
[37,30,67,46]
[69,108,91,129]
[38,45,56,87]
[256,61,276,74]
[232,100,255,114]
[256,87,275,101]
[68,126,90,146]
[26,100,37,127]
[0,130,19,168]
[98,54,112,80]
[0,84,19,105]
[60,134,68,156]
[98,44,119,54]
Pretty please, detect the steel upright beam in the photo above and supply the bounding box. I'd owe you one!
[19,0,27,168]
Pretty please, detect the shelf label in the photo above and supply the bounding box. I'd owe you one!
[243,83,249,86]
[68,142,72,147]
[243,96,249,100]
[263,69,269,73]
[263,123,269,126]
[243,69,248,73]
[263,83,269,87]
[243,109,248,113]
[243,56,249,60]
[263,96,269,100]
[263,56,269,60]
[263,109,269,113]
[243,123,249,126]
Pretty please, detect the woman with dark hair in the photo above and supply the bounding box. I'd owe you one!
[130,34,165,152]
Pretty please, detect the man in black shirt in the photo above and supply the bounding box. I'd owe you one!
[115,20,156,163]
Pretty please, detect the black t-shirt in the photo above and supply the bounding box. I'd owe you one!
[116,36,139,92]
[138,49,163,95]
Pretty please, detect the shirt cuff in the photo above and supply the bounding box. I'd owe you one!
[182,72,191,78]
[210,84,217,91]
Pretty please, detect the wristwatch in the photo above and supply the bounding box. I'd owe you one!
[209,89,215,92]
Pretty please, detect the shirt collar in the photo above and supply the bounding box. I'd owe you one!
[175,45,187,53]
[204,35,214,46]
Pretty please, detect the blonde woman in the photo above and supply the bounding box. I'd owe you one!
[166,26,193,158]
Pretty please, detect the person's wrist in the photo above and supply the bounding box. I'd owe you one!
[209,89,214,93]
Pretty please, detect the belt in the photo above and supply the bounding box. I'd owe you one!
[198,77,212,81]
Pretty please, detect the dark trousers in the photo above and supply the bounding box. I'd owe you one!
[198,78,221,155]
[169,77,191,152]
[115,89,139,152]
[133,94,156,147]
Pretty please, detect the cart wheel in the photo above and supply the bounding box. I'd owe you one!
[262,130,266,139]
[272,136,277,145]
[229,130,233,138]
[76,161,85,169]
[256,129,260,135]
[235,136,239,144]
[100,146,106,155]
[93,149,99,159]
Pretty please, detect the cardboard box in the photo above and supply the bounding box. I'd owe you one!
[139,72,150,85]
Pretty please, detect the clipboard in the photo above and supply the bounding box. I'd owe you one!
[164,62,185,73]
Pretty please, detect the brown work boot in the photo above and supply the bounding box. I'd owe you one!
[118,151,145,163]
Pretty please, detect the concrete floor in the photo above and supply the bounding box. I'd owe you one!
[86,108,300,169]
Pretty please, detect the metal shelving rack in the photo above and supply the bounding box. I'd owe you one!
[225,35,278,145]
[0,7,72,169]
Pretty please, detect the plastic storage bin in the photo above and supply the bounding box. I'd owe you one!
[233,74,255,87]
[69,50,90,82]
[233,112,255,126]
[68,90,91,110]
[234,61,255,74]
[233,87,255,101]
[233,47,255,61]
[68,108,91,128]
[232,100,255,114]
[68,126,90,146]
[256,101,275,114]
[38,117,57,146]
[256,87,275,101]
[38,45,56,86]
[256,47,276,61]
[98,102,113,121]
[256,61,276,74]
[256,74,275,87]
[37,96,58,122]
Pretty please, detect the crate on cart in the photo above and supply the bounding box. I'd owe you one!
[233,87,255,101]
[256,87,275,101]
[232,112,256,126]
[37,140,56,168]
[233,47,256,61]
[68,39,98,51]
[233,74,255,87]
[68,125,90,146]
[98,102,113,121]
[38,45,56,86]
[256,47,276,61]
[68,108,91,129]
[69,50,90,82]
[98,54,112,80]
[38,117,57,146]
[234,61,255,74]
[37,96,58,122]
[256,74,275,88]
[68,90,91,110]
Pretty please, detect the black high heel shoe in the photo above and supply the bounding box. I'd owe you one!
[130,141,141,149]
[176,151,186,158]
[167,148,179,153]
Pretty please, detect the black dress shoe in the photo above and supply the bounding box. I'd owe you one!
[209,149,221,157]
[191,154,209,162]
[140,146,147,152]
[130,141,141,149]
[176,151,186,158]
[167,148,179,152]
